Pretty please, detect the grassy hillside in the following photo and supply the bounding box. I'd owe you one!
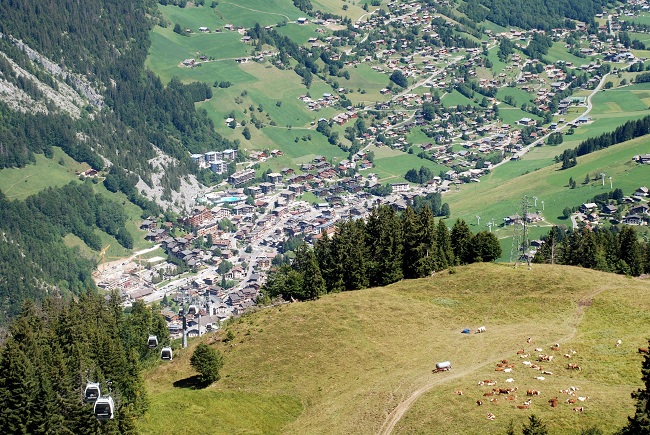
[138,263,650,434]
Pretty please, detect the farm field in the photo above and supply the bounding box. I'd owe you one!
[368,145,450,183]
[444,134,650,237]
[138,263,650,435]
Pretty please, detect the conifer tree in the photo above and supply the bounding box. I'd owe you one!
[416,205,438,275]
[436,219,454,267]
[618,226,642,276]
[366,205,403,286]
[294,244,326,299]
[401,207,420,279]
[451,219,473,264]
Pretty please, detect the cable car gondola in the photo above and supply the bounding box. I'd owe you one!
[147,334,159,348]
[94,396,115,420]
[161,346,173,361]
[187,305,198,316]
[83,382,101,403]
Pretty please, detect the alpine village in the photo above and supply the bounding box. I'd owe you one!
[2,0,650,434]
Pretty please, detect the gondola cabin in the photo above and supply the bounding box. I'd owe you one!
[147,335,158,348]
[94,396,115,420]
[187,305,198,316]
[83,382,101,403]
[161,346,173,361]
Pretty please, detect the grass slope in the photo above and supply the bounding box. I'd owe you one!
[138,263,650,435]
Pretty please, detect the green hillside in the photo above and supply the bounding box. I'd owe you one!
[138,263,650,434]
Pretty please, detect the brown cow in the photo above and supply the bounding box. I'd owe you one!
[517,349,525,355]
[484,391,495,397]
[454,390,463,395]
[567,398,577,404]
[567,363,581,370]
[548,398,558,407]
[639,347,649,354]
[526,389,541,396]
[573,406,584,412]
[477,400,483,406]
[516,404,530,409]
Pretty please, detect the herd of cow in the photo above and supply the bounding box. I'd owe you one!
[447,335,642,421]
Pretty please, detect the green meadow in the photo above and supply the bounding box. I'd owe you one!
[138,263,650,435]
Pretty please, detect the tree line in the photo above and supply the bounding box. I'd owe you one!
[0,294,169,434]
[0,0,236,189]
[534,225,649,277]
[0,181,135,321]
[556,115,650,168]
[263,205,501,301]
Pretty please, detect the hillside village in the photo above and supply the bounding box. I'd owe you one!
[90,0,650,337]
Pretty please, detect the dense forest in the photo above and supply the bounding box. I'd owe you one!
[0,182,135,321]
[263,205,501,301]
[556,114,650,168]
[459,0,611,30]
[0,0,234,180]
[534,225,650,276]
[0,294,168,433]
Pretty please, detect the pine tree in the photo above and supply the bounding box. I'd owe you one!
[618,226,642,276]
[436,219,454,267]
[295,244,326,299]
[366,205,403,286]
[415,206,437,276]
[522,414,548,435]
[451,219,473,265]
[401,207,420,279]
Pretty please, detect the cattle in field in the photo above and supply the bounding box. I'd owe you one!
[495,366,506,372]
[639,347,649,354]
[534,376,545,381]
[567,398,577,404]
[501,359,509,364]
[542,371,553,375]
[505,378,514,383]
[516,404,530,409]
[616,339,622,347]
[476,326,486,334]
[551,344,560,351]
[526,389,541,396]
[520,353,530,358]
[454,390,463,395]
[549,398,558,407]
[567,363,581,370]
[538,354,553,362]
[578,396,589,402]
[573,406,584,412]
[527,337,533,343]
[484,391,495,397]
[490,397,499,403]
[535,347,543,352]
[564,353,571,359]
[517,349,525,355]
[505,395,517,401]
[476,400,483,406]
[486,412,495,420]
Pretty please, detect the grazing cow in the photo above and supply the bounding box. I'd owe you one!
[495,367,506,372]
[504,368,513,373]
[639,347,649,354]
[564,353,571,359]
[454,390,463,395]
[570,386,579,391]
[567,363,581,370]
[534,376,546,381]
[517,404,530,409]
[526,389,541,396]
[573,406,584,412]
[527,337,533,344]
[522,361,532,366]
[567,398,577,404]
[477,400,483,406]
[520,353,530,358]
[517,349,525,355]
[484,391,495,397]
[616,339,622,347]
[542,371,553,375]
[490,397,499,403]
[505,378,515,383]
[549,398,558,407]
[578,396,589,402]
[486,380,497,386]
[551,344,560,351]
[535,347,543,352]
[476,326,486,334]
[538,354,553,362]
[502,359,509,364]
[486,412,496,420]
[505,395,517,401]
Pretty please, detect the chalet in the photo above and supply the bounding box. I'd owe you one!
[634,186,649,197]
[629,204,649,216]
[580,203,598,213]
[623,214,643,225]
[603,204,618,215]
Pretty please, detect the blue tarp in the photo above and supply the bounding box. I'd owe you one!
[461,328,471,334]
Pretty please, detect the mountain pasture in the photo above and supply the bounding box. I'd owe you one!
[138,264,650,434]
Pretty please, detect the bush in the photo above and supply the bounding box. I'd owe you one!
[190,343,224,385]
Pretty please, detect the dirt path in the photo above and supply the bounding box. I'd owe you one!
[377,286,607,435]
